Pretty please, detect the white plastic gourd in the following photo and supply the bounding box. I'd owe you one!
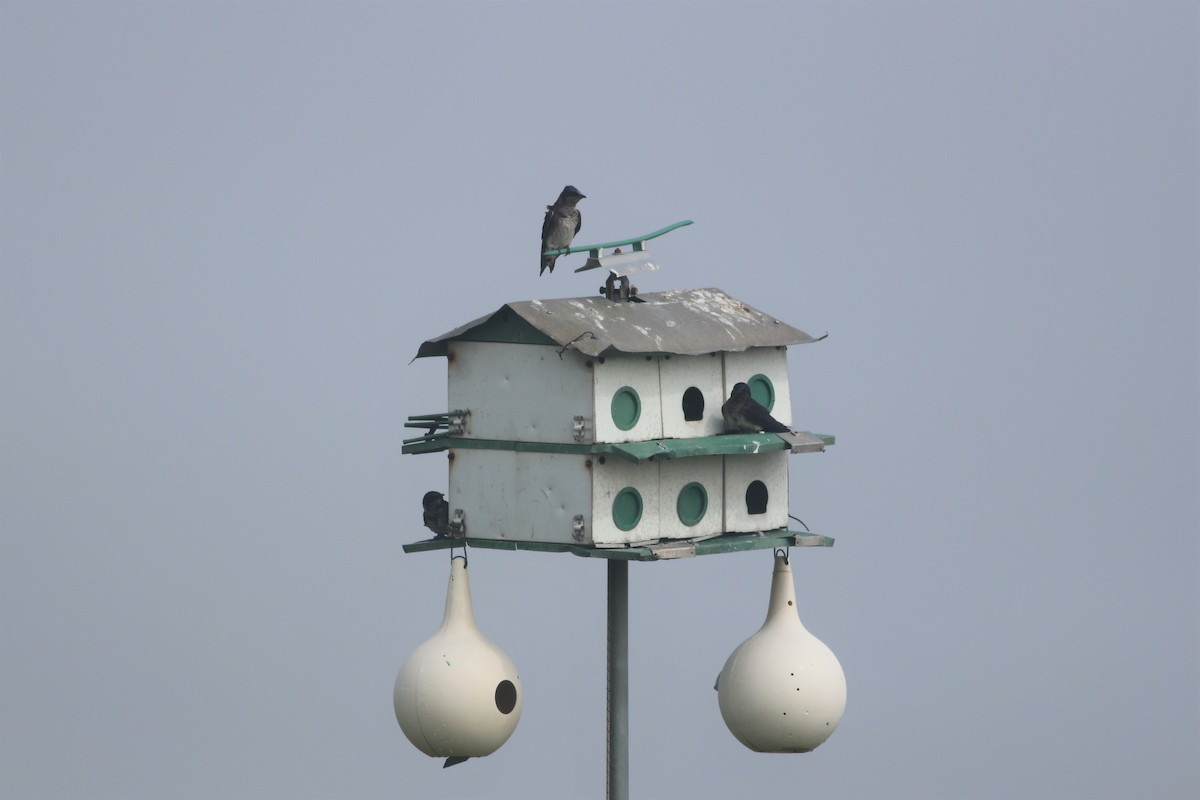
[716,553,846,753]
[394,557,522,764]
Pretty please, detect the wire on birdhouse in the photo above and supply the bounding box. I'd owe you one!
[774,547,790,565]
[450,544,468,567]
[556,331,597,359]
[788,514,810,532]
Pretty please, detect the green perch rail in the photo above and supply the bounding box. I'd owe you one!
[541,219,693,260]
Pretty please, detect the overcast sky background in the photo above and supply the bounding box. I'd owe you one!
[2,2,1197,798]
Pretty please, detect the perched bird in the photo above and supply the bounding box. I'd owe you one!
[540,185,585,275]
[422,490,450,537]
[722,382,791,434]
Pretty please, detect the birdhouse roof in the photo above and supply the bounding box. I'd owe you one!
[414,287,818,359]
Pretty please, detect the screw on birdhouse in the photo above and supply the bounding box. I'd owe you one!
[449,509,466,538]
[572,515,586,542]
[573,416,587,442]
[448,410,469,435]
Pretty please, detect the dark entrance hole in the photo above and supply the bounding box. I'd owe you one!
[682,386,705,421]
[495,680,518,714]
[745,480,768,515]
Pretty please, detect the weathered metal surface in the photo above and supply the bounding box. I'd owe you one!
[658,353,725,439]
[402,431,835,460]
[414,288,817,360]
[591,455,662,546]
[609,434,789,461]
[403,436,593,457]
[657,457,724,540]
[724,450,790,533]
[592,353,664,443]
[401,529,834,560]
[448,341,593,444]
[778,431,828,453]
[448,449,596,546]
[645,541,697,559]
[439,446,808,548]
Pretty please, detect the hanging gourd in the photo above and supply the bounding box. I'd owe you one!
[716,552,846,753]
[394,556,522,767]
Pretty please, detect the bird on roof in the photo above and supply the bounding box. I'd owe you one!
[540,185,585,275]
[722,382,791,434]
[422,491,450,537]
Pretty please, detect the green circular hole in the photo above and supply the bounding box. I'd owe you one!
[747,374,775,411]
[676,482,708,527]
[612,487,643,531]
[611,386,642,431]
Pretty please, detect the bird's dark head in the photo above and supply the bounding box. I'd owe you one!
[422,490,444,510]
[559,185,586,202]
[731,382,750,399]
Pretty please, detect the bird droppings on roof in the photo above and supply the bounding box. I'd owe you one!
[415,288,817,360]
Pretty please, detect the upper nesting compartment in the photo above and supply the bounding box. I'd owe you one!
[412,288,820,446]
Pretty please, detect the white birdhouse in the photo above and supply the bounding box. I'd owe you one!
[399,271,845,777]
[394,557,522,766]
[405,288,832,549]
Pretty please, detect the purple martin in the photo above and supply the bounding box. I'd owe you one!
[422,490,450,537]
[722,382,791,434]
[540,185,585,275]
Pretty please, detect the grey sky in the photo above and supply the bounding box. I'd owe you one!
[2,1,1197,798]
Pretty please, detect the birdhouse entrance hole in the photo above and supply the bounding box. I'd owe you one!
[612,487,644,531]
[495,680,518,714]
[681,386,705,421]
[611,386,642,431]
[676,482,709,526]
[745,480,769,515]
[747,374,776,411]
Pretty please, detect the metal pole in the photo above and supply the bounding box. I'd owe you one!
[607,559,629,800]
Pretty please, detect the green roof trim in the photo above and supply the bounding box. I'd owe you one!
[401,528,834,561]
[451,310,559,347]
[402,432,835,459]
